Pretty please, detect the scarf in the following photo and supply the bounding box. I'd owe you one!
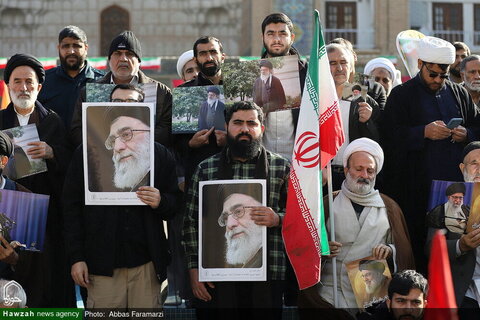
[340,180,385,208]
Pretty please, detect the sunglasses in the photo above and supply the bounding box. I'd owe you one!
[423,63,449,79]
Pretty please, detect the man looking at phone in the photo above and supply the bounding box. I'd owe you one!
[382,36,480,273]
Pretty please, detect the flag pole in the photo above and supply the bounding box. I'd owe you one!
[326,162,338,307]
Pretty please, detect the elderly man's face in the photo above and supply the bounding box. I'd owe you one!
[448,192,464,207]
[182,59,199,81]
[260,66,271,76]
[221,193,263,265]
[111,89,142,103]
[58,37,88,71]
[460,149,480,182]
[418,61,449,92]
[262,23,295,57]
[108,116,150,189]
[387,289,426,320]
[371,67,393,95]
[328,48,352,87]
[461,59,480,93]
[207,91,218,100]
[344,151,377,195]
[109,50,140,83]
[361,269,383,293]
[8,66,42,112]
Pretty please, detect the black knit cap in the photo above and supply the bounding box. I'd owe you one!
[462,141,480,160]
[4,53,45,84]
[445,182,466,196]
[108,31,142,62]
[0,131,14,157]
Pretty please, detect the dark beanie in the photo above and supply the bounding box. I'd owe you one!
[4,53,45,84]
[445,182,466,196]
[462,141,480,160]
[0,131,14,157]
[108,31,142,62]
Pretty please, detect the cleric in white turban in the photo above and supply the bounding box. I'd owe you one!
[418,36,455,65]
[364,57,401,95]
[343,137,384,173]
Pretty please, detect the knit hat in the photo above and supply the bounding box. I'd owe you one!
[108,31,142,62]
[4,53,45,84]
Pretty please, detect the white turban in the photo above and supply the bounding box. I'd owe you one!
[418,36,455,65]
[176,50,194,78]
[364,57,397,84]
[343,138,384,173]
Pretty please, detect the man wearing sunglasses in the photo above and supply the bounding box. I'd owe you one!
[383,36,480,274]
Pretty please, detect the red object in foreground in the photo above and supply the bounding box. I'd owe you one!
[425,230,458,320]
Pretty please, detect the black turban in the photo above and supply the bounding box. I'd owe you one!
[259,59,273,69]
[445,182,466,196]
[4,53,45,84]
[103,105,150,138]
[358,260,385,273]
[462,141,480,160]
[207,86,220,95]
[0,131,14,157]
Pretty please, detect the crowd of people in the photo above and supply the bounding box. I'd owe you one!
[0,10,479,320]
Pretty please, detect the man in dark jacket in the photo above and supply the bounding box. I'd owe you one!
[1,53,73,307]
[38,25,104,130]
[382,36,480,273]
[64,106,179,308]
[70,30,172,148]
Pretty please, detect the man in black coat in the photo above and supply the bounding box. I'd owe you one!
[1,53,73,307]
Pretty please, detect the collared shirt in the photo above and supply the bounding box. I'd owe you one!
[182,148,290,280]
[14,106,34,126]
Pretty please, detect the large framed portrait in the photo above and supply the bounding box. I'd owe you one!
[82,102,155,205]
[199,179,267,281]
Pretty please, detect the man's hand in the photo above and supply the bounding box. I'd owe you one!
[189,268,214,302]
[26,141,54,159]
[372,244,392,260]
[357,102,373,123]
[424,121,452,140]
[451,125,467,143]
[136,186,161,209]
[71,261,89,288]
[327,241,342,258]
[0,235,18,265]
[188,127,214,148]
[214,130,227,147]
[249,206,280,227]
[459,228,480,252]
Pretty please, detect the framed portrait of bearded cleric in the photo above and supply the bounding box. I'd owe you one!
[199,179,267,282]
[82,102,154,205]
[346,257,392,309]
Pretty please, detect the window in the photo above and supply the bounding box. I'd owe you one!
[100,5,130,56]
[474,4,480,45]
[325,2,357,45]
[432,3,463,42]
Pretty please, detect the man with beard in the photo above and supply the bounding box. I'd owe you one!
[382,36,480,273]
[252,59,286,113]
[425,145,480,315]
[183,101,289,319]
[104,107,151,191]
[38,26,104,130]
[197,86,225,131]
[317,138,414,309]
[460,55,480,105]
[217,186,263,268]
[63,106,179,308]
[358,270,428,320]
[359,260,390,305]
[450,42,470,84]
[1,54,73,307]
[70,31,172,148]
[259,13,307,161]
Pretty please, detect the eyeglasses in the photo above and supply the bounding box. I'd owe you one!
[218,206,250,227]
[105,128,150,150]
[422,63,449,79]
[111,98,140,103]
[448,195,464,201]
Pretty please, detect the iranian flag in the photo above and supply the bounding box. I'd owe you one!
[282,10,344,290]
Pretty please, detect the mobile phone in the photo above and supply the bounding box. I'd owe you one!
[446,118,463,129]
